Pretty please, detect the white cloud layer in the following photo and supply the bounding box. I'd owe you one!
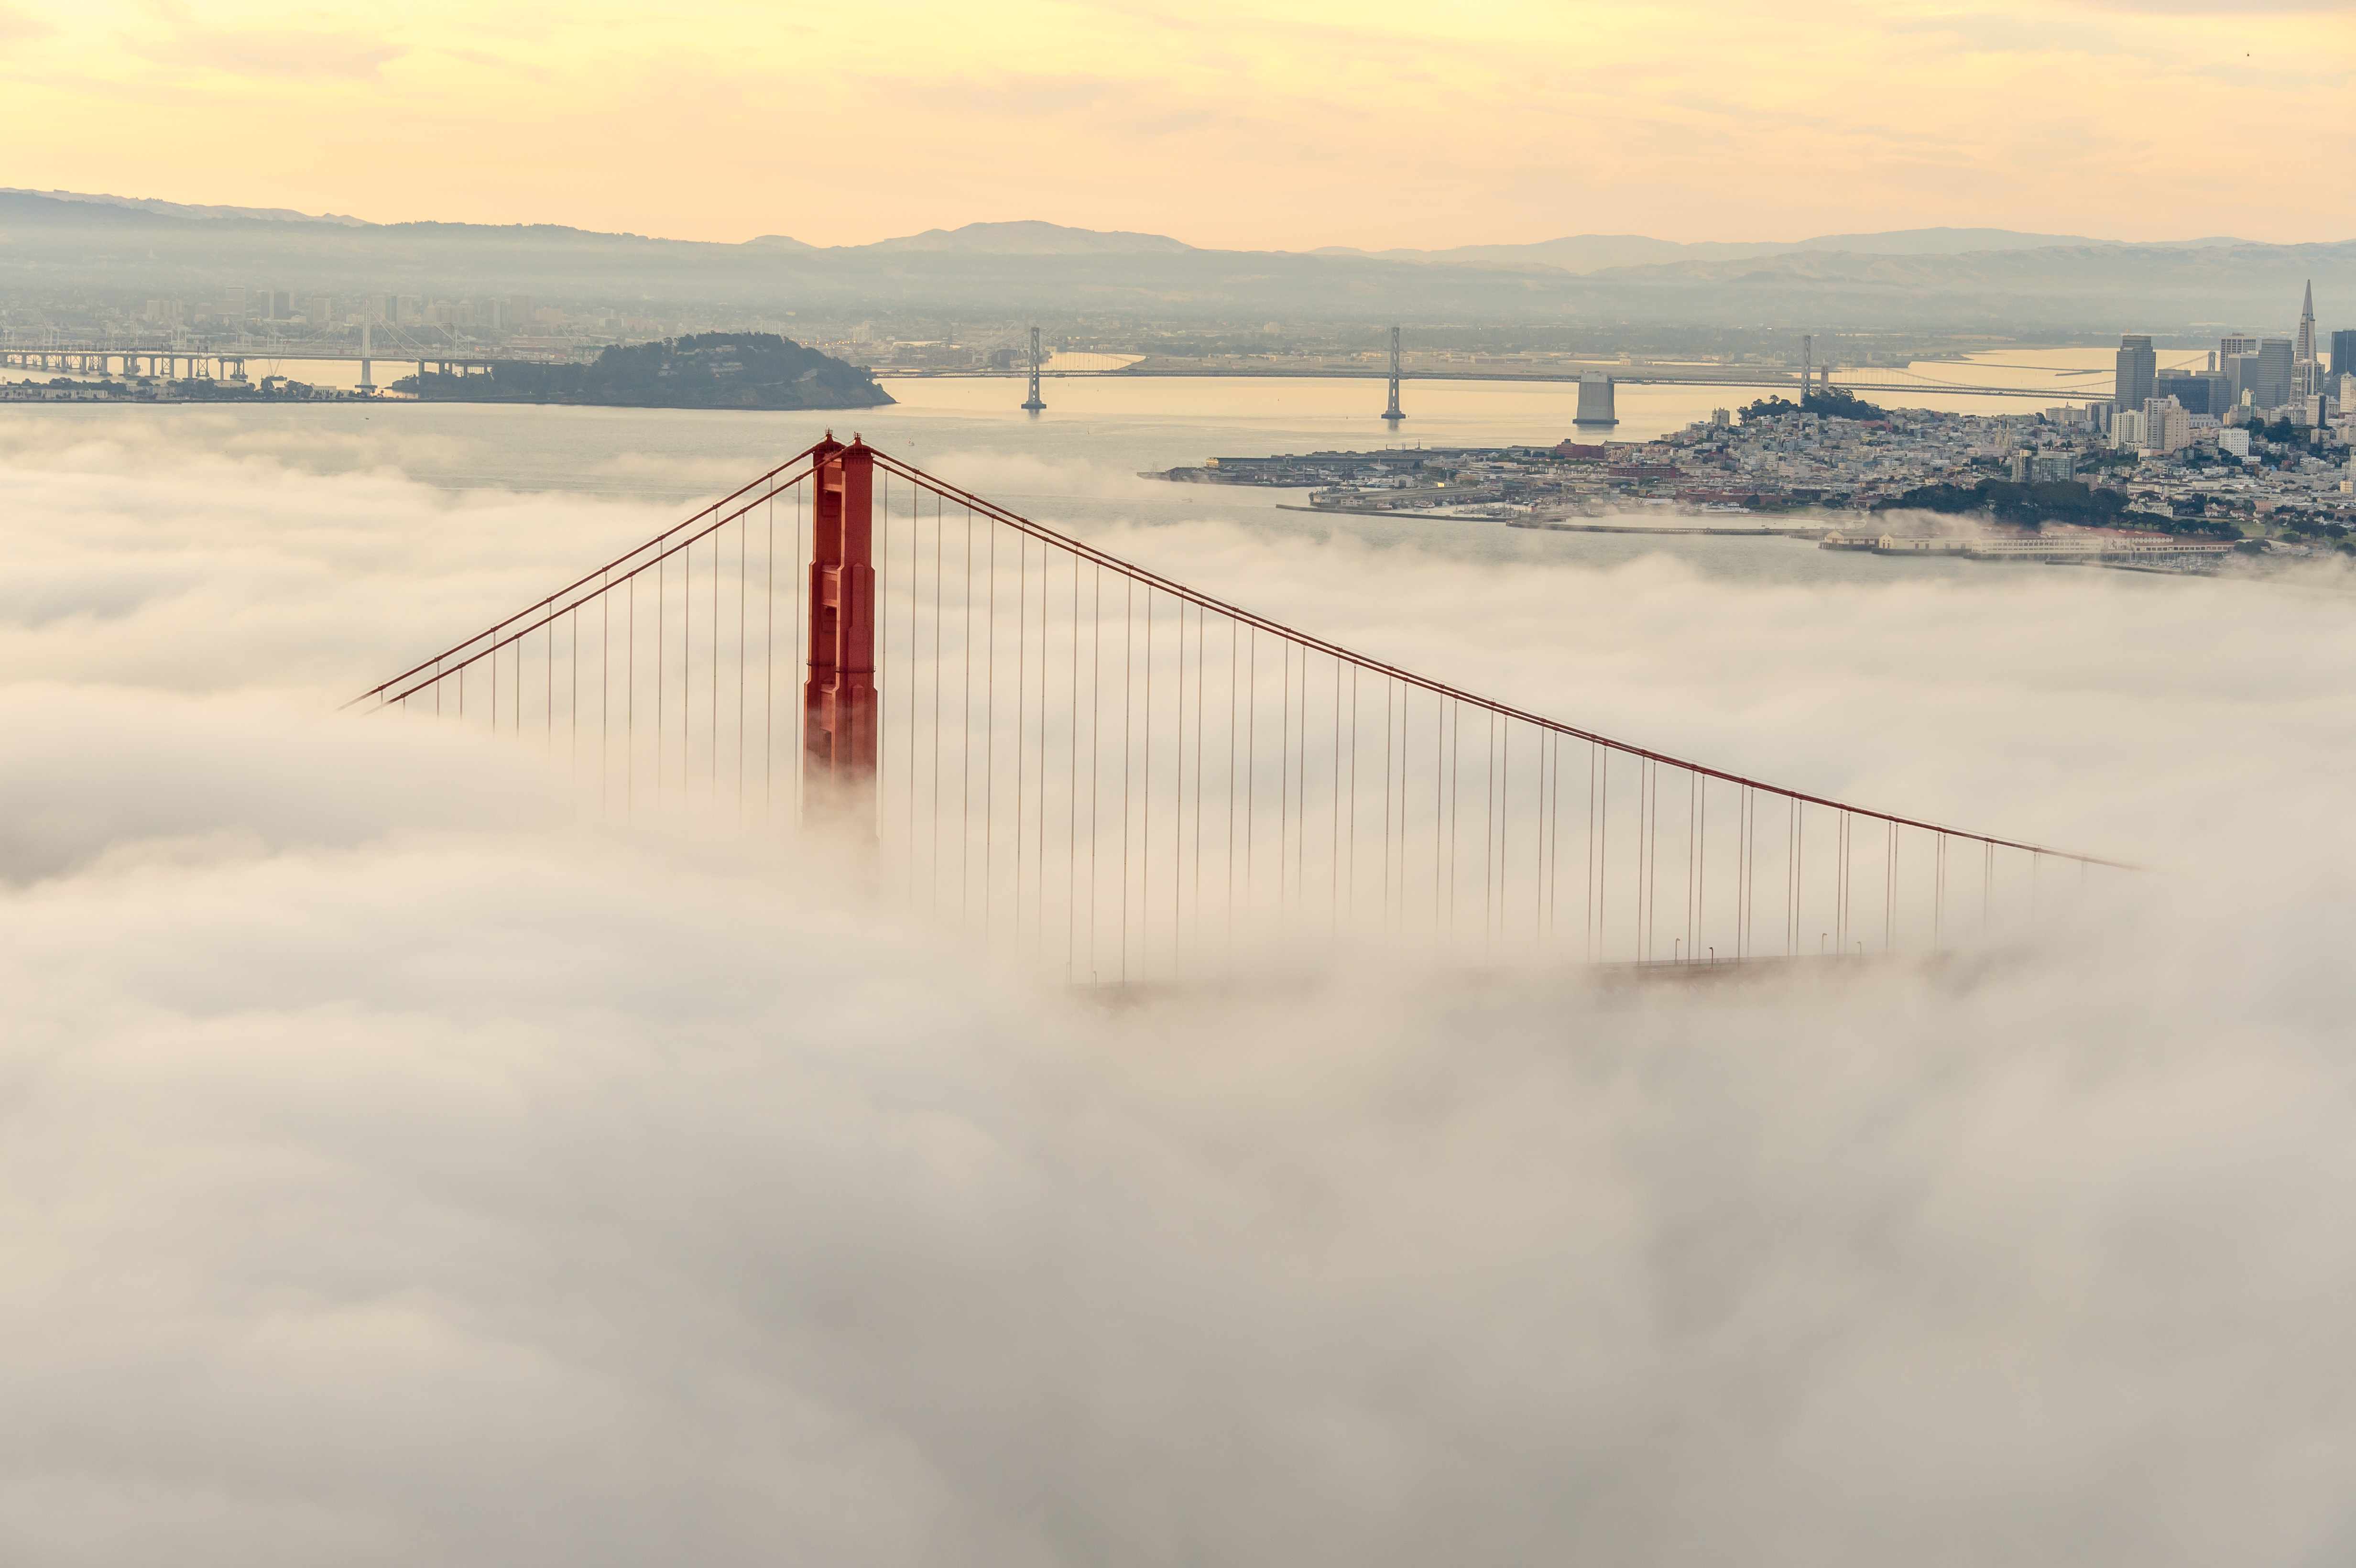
[3,420,2355,1564]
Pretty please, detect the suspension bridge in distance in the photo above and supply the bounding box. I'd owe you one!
[877,364,2071,400]
[351,437,2125,984]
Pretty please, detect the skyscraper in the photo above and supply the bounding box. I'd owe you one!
[2332,328,2356,381]
[2156,367,2226,416]
[2114,334,2156,411]
[2294,281,2320,397]
[2256,338,2294,410]
[2227,339,2295,412]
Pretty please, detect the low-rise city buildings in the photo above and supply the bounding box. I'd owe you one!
[1149,385,2356,566]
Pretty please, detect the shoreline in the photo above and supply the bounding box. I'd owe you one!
[1275,502,1827,537]
[0,391,893,412]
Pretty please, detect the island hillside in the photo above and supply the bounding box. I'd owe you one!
[393,332,892,410]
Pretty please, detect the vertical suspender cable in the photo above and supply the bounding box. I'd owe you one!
[1246,628,1256,939]
[737,505,747,811]
[1487,713,1500,955]
[1587,743,1599,963]
[1331,657,1343,935]
[1090,564,1102,981]
[1432,701,1451,946]
[1014,530,1026,949]
[985,509,998,938]
[1347,663,1358,938]
[961,506,973,928]
[1139,585,1149,979]
[626,571,636,814]
[931,496,943,912]
[1192,604,1205,966]
[761,503,771,818]
[793,490,805,825]
[1038,534,1052,957]
[1382,677,1394,935]
[1068,548,1081,976]
[1278,640,1290,929]
[709,528,719,795]
[1433,694,1444,939]
[1230,620,1242,956]
[1122,578,1135,980]
[679,536,687,798]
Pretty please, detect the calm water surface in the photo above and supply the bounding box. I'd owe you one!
[3,366,2170,592]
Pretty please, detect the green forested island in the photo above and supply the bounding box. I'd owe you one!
[392,332,893,410]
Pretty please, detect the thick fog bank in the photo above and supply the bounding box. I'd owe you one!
[2,425,2353,1566]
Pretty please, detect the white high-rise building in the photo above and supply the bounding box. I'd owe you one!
[2143,396,2191,454]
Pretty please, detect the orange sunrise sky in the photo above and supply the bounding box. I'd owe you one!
[0,0,2347,248]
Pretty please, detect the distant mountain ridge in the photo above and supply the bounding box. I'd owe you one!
[0,188,371,227]
[0,190,2259,260]
[1311,228,2258,275]
[0,189,2343,330]
[860,221,1194,256]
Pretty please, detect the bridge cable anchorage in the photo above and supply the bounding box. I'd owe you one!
[351,440,2134,983]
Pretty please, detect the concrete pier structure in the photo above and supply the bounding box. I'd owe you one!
[1574,372,1618,426]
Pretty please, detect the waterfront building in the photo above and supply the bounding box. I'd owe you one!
[2115,334,2156,410]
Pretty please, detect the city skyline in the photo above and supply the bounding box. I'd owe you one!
[0,0,2348,251]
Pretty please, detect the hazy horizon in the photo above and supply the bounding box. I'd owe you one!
[2,1,2346,250]
[8,185,2339,256]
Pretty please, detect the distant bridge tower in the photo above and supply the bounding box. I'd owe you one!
[803,433,879,828]
[1383,325,1405,422]
[1022,326,1046,412]
[1802,333,1815,400]
[1574,371,1618,426]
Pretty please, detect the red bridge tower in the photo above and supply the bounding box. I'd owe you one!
[803,434,878,825]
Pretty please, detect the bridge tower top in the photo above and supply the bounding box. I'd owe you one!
[804,433,878,823]
[1383,325,1405,422]
[1022,326,1047,412]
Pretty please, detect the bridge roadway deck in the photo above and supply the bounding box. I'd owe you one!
[0,349,513,368]
[882,365,2057,398]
